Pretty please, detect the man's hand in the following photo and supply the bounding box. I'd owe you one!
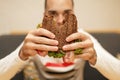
[62,32,97,65]
[19,28,58,60]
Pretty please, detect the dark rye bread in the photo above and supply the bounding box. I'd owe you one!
[42,13,77,57]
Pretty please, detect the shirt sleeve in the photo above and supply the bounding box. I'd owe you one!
[0,43,29,80]
[78,29,120,80]
[91,38,120,80]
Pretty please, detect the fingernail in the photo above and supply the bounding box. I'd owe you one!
[51,34,55,38]
[66,38,69,42]
[63,46,67,50]
[55,47,58,51]
[55,41,58,45]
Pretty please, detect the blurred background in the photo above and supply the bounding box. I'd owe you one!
[0,0,120,35]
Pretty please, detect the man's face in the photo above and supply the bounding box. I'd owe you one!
[45,0,74,25]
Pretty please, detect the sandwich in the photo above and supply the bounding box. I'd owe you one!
[37,13,82,58]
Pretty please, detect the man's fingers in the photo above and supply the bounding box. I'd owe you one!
[30,36,58,46]
[81,47,95,54]
[63,40,93,51]
[37,50,48,57]
[66,32,89,42]
[63,51,75,63]
[75,52,94,60]
[31,28,55,39]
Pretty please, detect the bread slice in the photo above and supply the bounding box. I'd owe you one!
[41,13,77,58]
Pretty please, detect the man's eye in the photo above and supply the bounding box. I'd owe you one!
[49,12,57,16]
[64,10,72,15]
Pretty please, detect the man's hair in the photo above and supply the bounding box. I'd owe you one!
[45,0,74,9]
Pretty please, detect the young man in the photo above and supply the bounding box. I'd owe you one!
[19,0,96,65]
[19,0,96,79]
[0,0,120,80]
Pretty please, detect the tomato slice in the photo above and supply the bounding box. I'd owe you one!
[45,62,74,67]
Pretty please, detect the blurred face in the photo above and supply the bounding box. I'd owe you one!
[45,0,74,25]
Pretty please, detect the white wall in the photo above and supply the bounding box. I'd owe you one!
[0,0,120,35]
[75,0,120,32]
[0,0,44,34]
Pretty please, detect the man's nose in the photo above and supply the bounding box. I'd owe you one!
[57,14,65,25]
